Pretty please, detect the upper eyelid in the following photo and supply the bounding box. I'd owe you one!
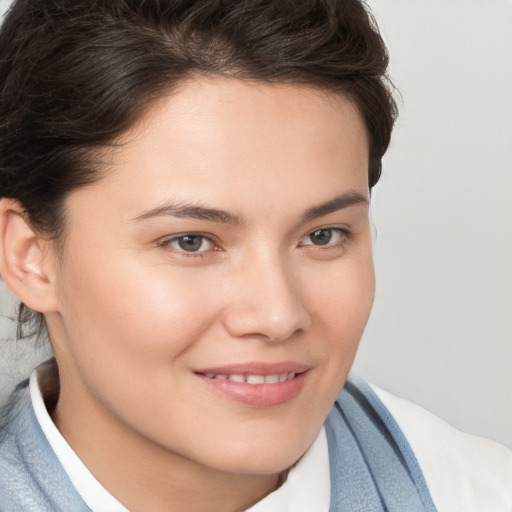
[301,226,351,238]
[303,226,348,237]
[160,232,218,244]
[158,233,217,252]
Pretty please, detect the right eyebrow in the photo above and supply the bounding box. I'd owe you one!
[131,201,243,225]
[301,190,369,223]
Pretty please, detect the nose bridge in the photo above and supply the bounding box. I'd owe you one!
[224,247,310,341]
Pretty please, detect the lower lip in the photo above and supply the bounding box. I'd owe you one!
[196,371,309,407]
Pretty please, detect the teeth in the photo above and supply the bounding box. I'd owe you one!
[228,374,245,382]
[247,375,265,384]
[203,372,297,384]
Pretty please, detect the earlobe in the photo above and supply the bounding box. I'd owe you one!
[0,198,59,313]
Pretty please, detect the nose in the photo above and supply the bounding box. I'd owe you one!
[222,253,311,342]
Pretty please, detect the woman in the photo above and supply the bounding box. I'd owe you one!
[0,1,510,511]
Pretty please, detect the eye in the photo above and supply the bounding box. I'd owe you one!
[299,228,348,247]
[164,234,215,254]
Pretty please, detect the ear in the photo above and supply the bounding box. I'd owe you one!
[0,198,59,313]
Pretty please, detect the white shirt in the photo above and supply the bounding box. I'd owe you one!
[29,370,331,512]
[371,384,512,512]
[30,367,512,512]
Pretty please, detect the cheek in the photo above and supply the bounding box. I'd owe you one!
[307,248,375,385]
[56,253,222,367]
[311,248,375,333]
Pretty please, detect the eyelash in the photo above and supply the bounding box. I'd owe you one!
[160,227,351,258]
[160,233,218,258]
[297,228,351,250]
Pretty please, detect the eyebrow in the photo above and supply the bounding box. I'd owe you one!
[132,190,368,225]
[301,191,368,223]
[132,201,242,224]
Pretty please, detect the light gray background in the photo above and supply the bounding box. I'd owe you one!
[352,0,512,449]
[0,0,511,448]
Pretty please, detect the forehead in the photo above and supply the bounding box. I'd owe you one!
[70,78,370,223]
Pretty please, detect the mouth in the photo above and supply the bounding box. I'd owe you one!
[194,363,310,407]
[199,372,298,384]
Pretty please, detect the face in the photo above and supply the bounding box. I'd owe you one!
[46,78,374,478]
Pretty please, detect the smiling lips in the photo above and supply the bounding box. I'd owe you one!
[195,362,310,407]
[202,372,297,384]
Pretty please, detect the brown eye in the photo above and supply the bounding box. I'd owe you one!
[308,229,332,246]
[177,235,203,252]
[165,234,214,254]
[299,228,348,249]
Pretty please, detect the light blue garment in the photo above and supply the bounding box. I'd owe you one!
[0,375,437,512]
[326,378,437,511]
[0,380,90,511]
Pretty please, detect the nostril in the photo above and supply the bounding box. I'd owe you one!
[223,308,310,342]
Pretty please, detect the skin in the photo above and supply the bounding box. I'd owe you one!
[10,79,375,511]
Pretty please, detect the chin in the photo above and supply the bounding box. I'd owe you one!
[207,432,316,476]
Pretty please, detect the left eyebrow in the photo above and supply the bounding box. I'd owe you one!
[301,191,368,223]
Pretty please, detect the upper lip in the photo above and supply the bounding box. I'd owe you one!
[194,361,311,376]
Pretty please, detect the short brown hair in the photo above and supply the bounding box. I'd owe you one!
[0,0,396,236]
[0,0,397,334]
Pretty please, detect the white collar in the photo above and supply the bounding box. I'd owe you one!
[30,367,330,512]
[246,426,330,512]
[30,370,129,511]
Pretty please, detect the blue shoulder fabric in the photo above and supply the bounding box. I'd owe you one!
[326,377,437,512]
[0,375,437,512]
[0,382,91,512]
